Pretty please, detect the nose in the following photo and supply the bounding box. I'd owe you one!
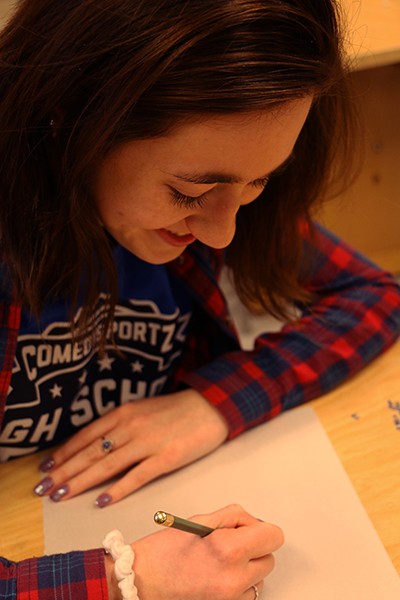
[185,187,258,249]
[185,200,236,248]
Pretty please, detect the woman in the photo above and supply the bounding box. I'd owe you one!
[1,0,399,598]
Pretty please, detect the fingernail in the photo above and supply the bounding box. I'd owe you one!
[33,476,54,496]
[39,456,55,472]
[50,485,69,502]
[95,493,113,508]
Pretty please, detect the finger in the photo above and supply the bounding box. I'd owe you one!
[46,439,151,501]
[35,436,112,496]
[34,425,139,499]
[233,522,284,557]
[191,505,284,555]
[203,524,281,583]
[248,554,276,582]
[244,581,264,600]
[50,410,122,467]
[190,503,264,529]
[97,453,177,505]
[34,444,111,499]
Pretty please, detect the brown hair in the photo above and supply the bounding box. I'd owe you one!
[0,0,355,339]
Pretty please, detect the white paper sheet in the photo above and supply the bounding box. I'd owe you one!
[43,406,400,599]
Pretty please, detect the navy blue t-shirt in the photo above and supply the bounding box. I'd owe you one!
[0,245,192,461]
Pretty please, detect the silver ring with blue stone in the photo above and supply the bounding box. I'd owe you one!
[101,437,114,454]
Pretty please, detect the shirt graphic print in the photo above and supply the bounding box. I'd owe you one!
[0,248,192,461]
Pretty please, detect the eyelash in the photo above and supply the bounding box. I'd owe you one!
[169,189,209,209]
[169,177,270,210]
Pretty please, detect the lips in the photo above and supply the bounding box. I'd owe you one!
[156,228,196,247]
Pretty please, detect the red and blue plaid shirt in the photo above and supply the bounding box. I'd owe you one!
[1,223,400,598]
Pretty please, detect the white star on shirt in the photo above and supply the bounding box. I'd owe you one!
[50,383,63,399]
[131,360,144,373]
[97,354,115,372]
[78,369,88,385]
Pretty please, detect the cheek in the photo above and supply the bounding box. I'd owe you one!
[101,195,183,231]
[93,160,183,228]
[96,194,133,230]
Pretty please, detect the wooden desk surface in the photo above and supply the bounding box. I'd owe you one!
[1,340,400,573]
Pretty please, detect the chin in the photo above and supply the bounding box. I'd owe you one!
[109,229,186,264]
[123,243,184,265]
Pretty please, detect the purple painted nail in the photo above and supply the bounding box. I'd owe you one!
[33,476,54,496]
[95,493,113,508]
[50,485,69,502]
[39,456,55,472]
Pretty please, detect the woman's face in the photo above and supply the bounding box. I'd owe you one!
[94,97,312,264]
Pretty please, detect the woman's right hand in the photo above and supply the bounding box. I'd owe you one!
[111,504,284,600]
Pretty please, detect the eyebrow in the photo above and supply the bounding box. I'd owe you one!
[166,153,295,185]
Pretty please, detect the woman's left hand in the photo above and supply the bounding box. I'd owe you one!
[33,389,229,505]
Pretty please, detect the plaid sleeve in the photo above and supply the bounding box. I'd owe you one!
[0,301,21,425]
[1,549,108,599]
[183,223,400,438]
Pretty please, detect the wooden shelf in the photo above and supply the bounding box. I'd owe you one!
[342,0,400,70]
[318,63,400,272]
[0,0,15,28]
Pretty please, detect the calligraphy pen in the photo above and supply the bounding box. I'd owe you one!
[154,510,214,537]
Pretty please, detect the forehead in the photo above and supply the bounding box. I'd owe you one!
[108,97,312,179]
[169,98,310,143]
